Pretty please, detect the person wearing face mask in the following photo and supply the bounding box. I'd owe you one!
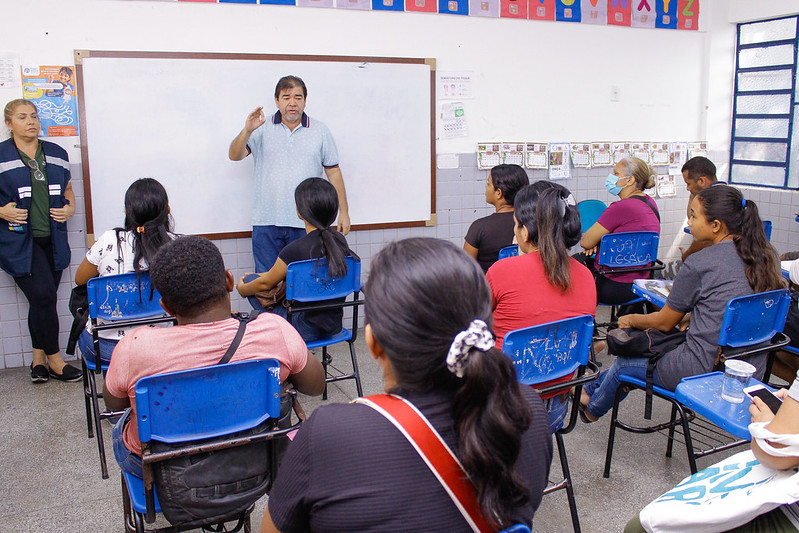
[577,157,660,311]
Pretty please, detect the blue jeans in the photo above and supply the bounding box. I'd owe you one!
[545,394,570,433]
[243,274,325,343]
[77,329,118,366]
[582,357,663,419]
[252,225,305,273]
[113,408,143,478]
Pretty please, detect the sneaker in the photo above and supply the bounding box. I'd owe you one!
[30,364,49,384]
[49,364,83,383]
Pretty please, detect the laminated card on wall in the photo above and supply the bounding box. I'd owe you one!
[525,143,549,169]
[502,142,525,166]
[592,142,612,167]
[548,142,571,180]
[477,142,502,170]
[571,142,592,168]
[631,142,651,164]
[687,141,708,159]
[650,142,669,166]
[611,142,631,165]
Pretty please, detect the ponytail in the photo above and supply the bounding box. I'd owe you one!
[697,185,786,293]
[294,177,350,278]
[118,178,173,274]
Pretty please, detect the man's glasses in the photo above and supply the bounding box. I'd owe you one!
[27,159,45,182]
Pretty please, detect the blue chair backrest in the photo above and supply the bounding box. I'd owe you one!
[763,220,772,241]
[577,199,607,234]
[597,231,659,269]
[87,272,165,322]
[718,289,791,348]
[134,359,281,444]
[285,256,361,303]
[502,315,594,386]
[498,245,519,260]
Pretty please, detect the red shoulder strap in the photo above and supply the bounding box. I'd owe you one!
[354,394,495,533]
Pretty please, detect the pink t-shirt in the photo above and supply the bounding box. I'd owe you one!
[594,196,661,284]
[105,313,308,456]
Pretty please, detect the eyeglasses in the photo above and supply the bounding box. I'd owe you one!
[27,159,45,182]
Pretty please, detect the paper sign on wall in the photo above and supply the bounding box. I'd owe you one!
[669,142,688,169]
[502,142,525,166]
[441,102,468,139]
[372,0,405,12]
[548,143,571,179]
[655,0,678,29]
[650,142,669,165]
[501,0,528,18]
[571,142,592,167]
[632,0,656,28]
[687,141,708,159]
[21,65,79,137]
[608,0,631,26]
[469,0,500,17]
[612,142,631,164]
[406,0,437,14]
[592,142,612,167]
[525,143,549,169]
[440,0,469,15]
[529,0,556,20]
[555,0,580,22]
[657,174,677,197]
[477,143,502,170]
[439,72,473,100]
[298,0,334,6]
[677,0,699,30]
[581,0,607,25]
[335,0,372,9]
[632,142,651,164]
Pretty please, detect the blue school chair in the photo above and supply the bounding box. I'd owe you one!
[577,199,606,234]
[503,315,600,533]
[498,244,519,260]
[121,359,300,532]
[82,272,175,479]
[285,256,364,399]
[596,231,664,329]
[603,289,791,477]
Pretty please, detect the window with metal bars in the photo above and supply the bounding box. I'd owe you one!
[730,15,798,189]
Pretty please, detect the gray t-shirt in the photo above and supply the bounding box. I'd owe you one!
[656,241,754,389]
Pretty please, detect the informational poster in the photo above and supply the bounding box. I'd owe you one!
[571,142,592,168]
[548,142,571,180]
[655,0,678,29]
[500,0,527,19]
[477,142,502,170]
[441,102,468,139]
[678,0,699,30]
[529,0,556,21]
[657,173,677,197]
[439,71,473,100]
[631,142,651,164]
[468,0,500,17]
[581,0,607,25]
[525,143,549,169]
[612,142,631,165]
[650,142,670,165]
[501,142,525,166]
[555,0,581,22]
[0,52,21,89]
[687,141,708,159]
[632,0,656,28]
[21,65,79,137]
[669,141,688,170]
[592,142,612,167]
[607,0,632,26]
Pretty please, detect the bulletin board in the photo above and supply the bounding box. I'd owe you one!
[75,50,436,240]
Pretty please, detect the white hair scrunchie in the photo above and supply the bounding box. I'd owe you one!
[446,319,495,378]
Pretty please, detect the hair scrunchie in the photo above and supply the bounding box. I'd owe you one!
[446,319,495,378]
[136,226,146,234]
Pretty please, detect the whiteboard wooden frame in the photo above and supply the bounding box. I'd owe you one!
[75,50,436,242]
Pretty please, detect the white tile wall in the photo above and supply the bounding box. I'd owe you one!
[2,156,797,368]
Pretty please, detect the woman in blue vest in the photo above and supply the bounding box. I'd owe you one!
[1,99,80,383]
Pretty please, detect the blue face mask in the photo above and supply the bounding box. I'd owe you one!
[605,173,623,196]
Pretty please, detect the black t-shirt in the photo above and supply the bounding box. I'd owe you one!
[268,387,553,532]
[464,211,516,273]
[279,229,349,335]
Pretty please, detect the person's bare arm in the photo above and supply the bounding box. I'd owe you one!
[617,304,686,333]
[580,222,610,254]
[324,166,350,235]
[102,380,131,411]
[229,107,265,161]
[75,257,100,286]
[463,241,479,260]
[260,506,282,533]
[750,389,799,470]
[236,259,288,297]
[288,351,325,397]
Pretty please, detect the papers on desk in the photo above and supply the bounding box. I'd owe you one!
[633,279,673,308]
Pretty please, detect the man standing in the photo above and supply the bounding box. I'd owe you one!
[103,236,325,476]
[680,156,719,261]
[229,75,351,273]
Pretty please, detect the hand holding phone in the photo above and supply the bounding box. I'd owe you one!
[744,385,783,414]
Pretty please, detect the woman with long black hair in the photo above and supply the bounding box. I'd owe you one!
[262,237,553,532]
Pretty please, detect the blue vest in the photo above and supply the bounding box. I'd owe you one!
[0,138,71,276]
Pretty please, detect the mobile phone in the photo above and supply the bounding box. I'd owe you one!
[743,385,782,414]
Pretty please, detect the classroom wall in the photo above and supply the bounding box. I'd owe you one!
[1,0,797,369]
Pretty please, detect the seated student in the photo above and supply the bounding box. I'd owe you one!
[580,185,786,422]
[263,238,553,532]
[237,177,353,342]
[74,178,175,365]
[680,156,720,261]
[486,184,596,431]
[625,373,799,533]
[103,236,325,477]
[464,163,529,272]
[772,258,799,382]
[578,156,660,311]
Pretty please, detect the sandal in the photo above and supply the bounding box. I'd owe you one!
[578,403,595,424]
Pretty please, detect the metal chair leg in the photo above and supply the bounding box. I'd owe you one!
[348,341,363,397]
[554,432,581,533]
[602,385,626,478]
[321,347,330,401]
[665,403,678,458]
[82,358,94,438]
[88,369,110,479]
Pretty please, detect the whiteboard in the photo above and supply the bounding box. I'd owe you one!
[76,51,435,239]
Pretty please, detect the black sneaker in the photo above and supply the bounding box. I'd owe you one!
[49,364,83,383]
[30,364,49,384]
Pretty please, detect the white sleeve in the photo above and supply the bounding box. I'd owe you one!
[790,259,799,285]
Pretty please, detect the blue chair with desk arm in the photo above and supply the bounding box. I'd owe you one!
[576,199,607,235]
[82,272,176,479]
[498,244,519,260]
[120,359,302,533]
[603,289,791,478]
[503,315,600,533]
[285,255,363,399]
